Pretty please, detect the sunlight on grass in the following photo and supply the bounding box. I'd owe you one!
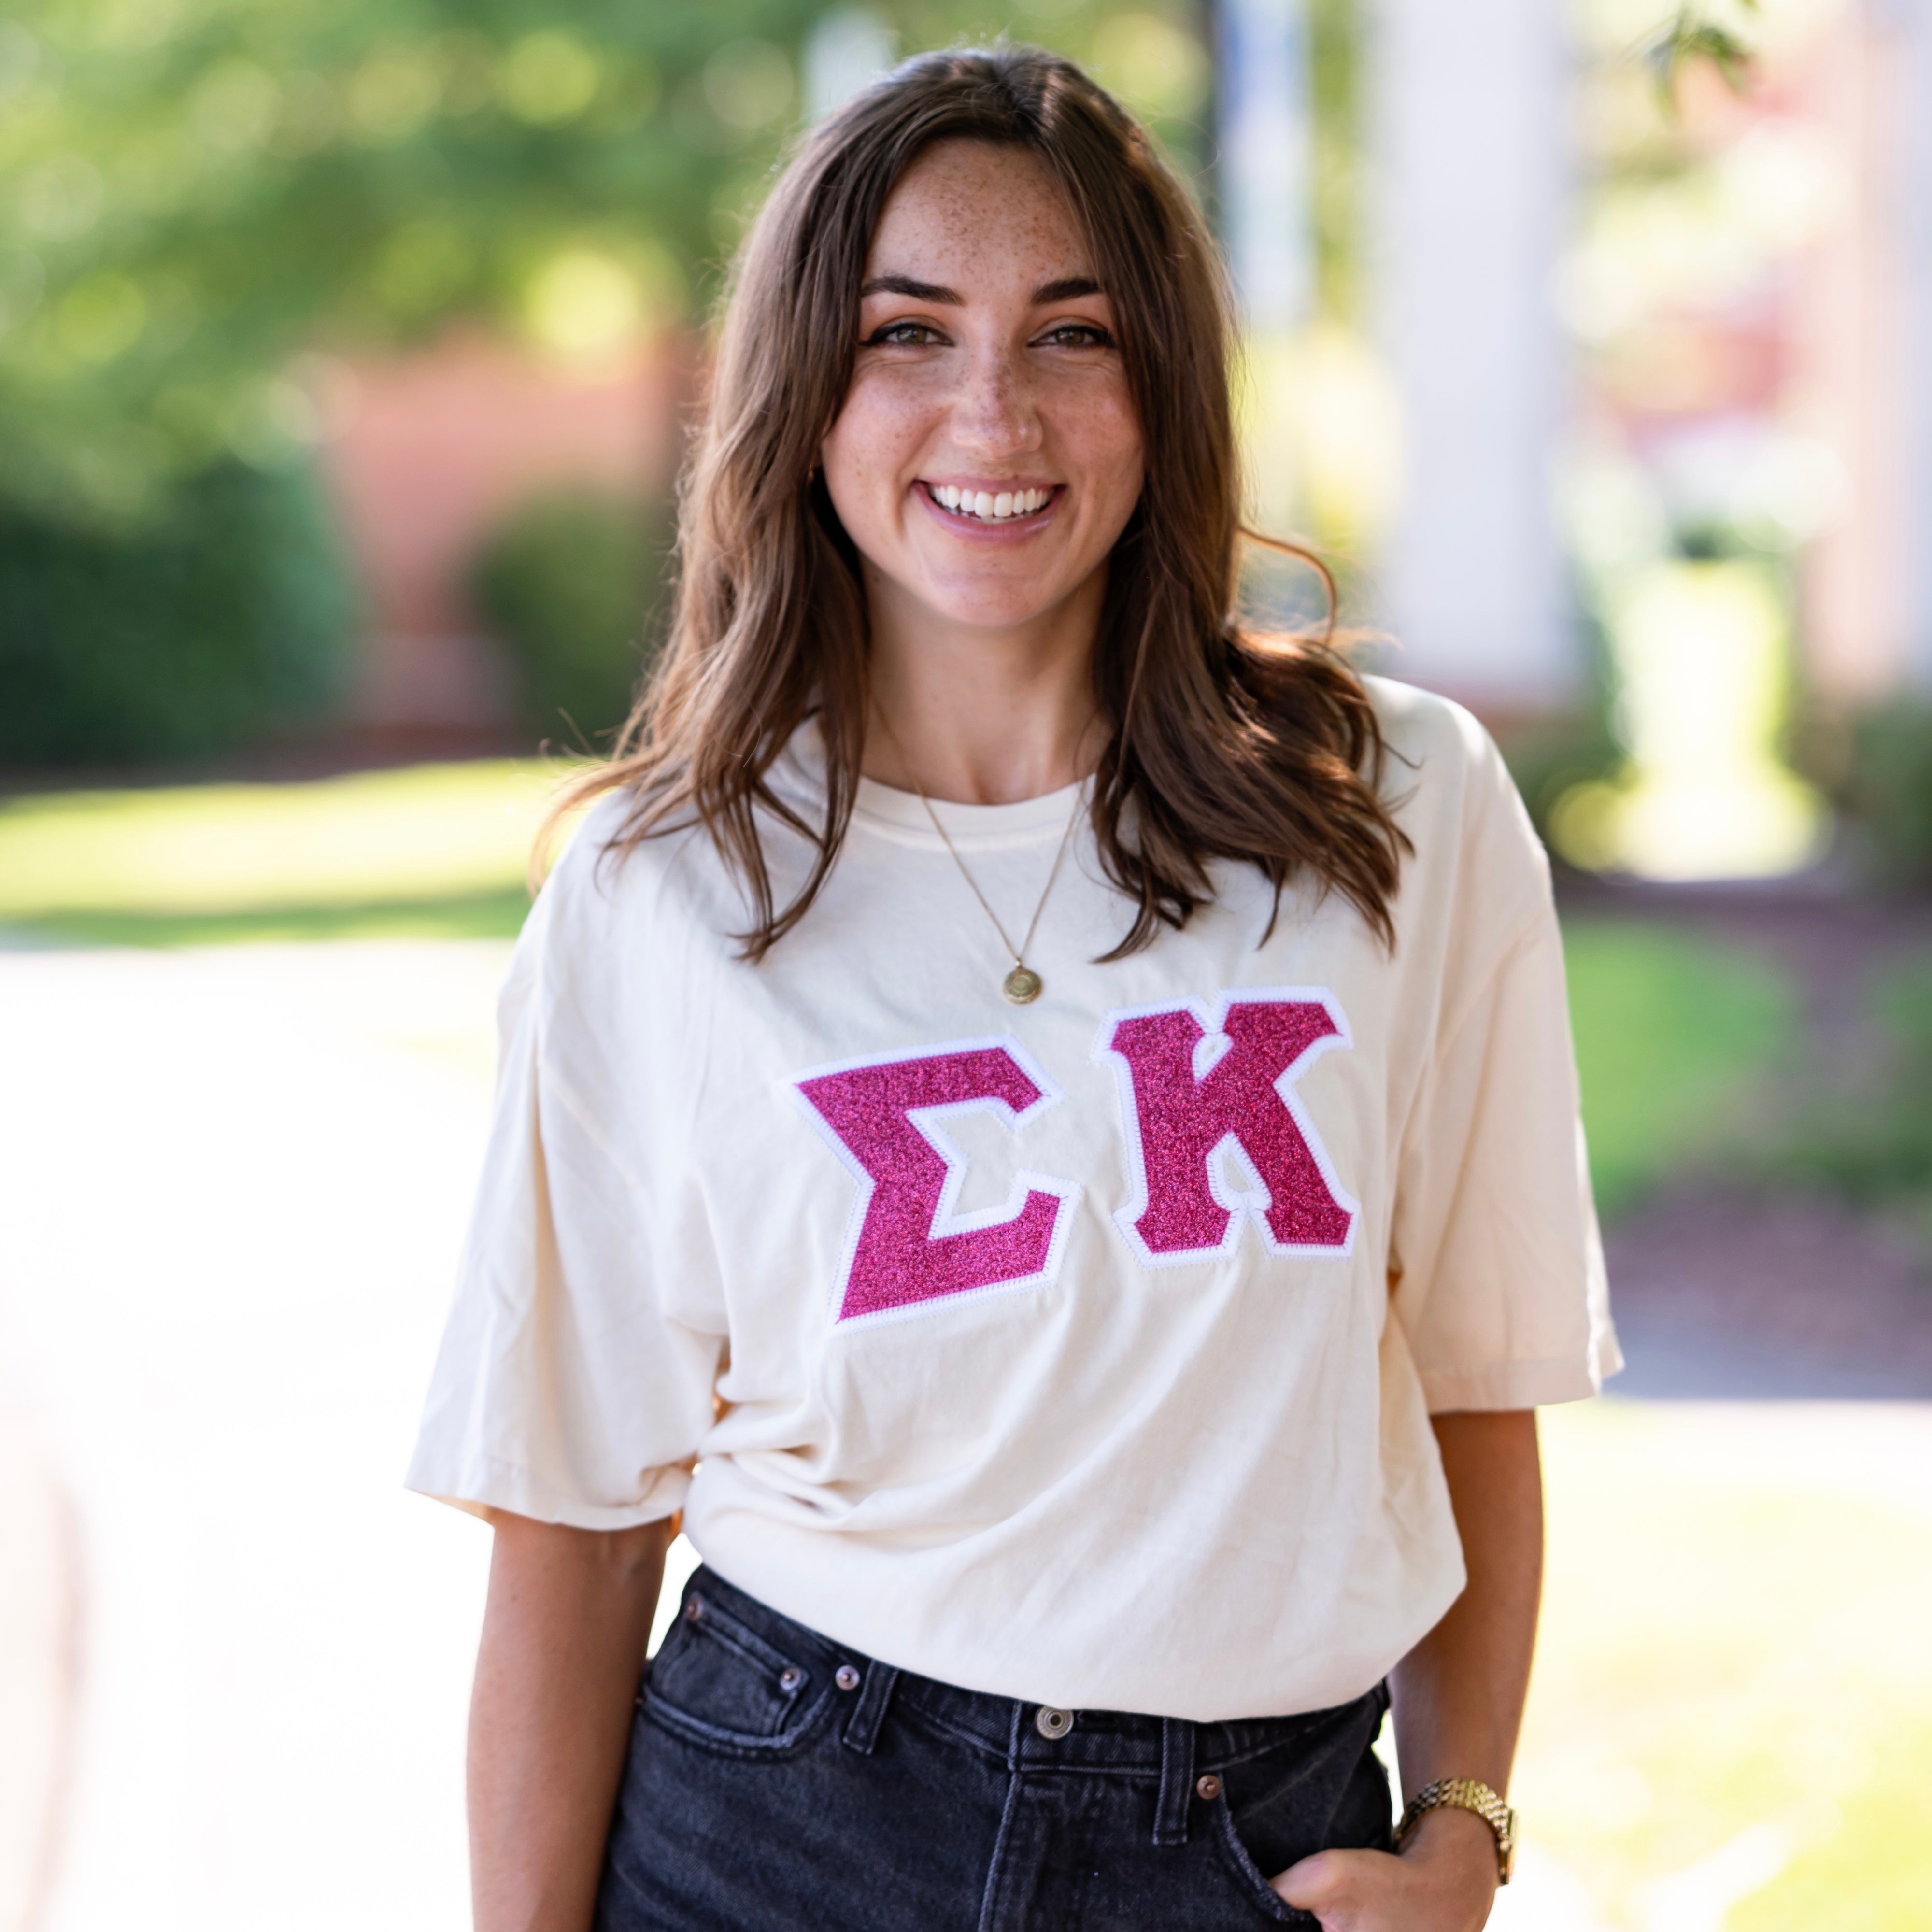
[0,772,1809,1233]
[1526,1401,1932,1930]
[1563,922,1796,1217]
[0,761,588,944]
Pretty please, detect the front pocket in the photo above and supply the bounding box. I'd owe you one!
[1209,1799,1317,1926]
[643,1590,826,1757]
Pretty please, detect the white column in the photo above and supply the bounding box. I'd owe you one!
[1216,0,1312,332]
[1367,0,1574,706]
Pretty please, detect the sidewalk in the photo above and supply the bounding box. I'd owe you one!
[0,940,509,1932]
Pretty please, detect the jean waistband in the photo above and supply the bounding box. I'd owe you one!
[670,1564,1388,1787]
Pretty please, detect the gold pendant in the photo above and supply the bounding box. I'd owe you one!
[1002,966,1042,1005]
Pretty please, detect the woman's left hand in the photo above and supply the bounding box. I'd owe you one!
[1268,1808,1500,1932]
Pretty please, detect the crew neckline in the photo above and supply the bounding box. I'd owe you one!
[852,771,1089,847]
[772,718,1091,849]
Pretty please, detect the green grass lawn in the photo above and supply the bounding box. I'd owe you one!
[0,760,573,946]
[1528,1400,1932,1932]
[0,767,1804,1215]
[1563,921,1796,1218]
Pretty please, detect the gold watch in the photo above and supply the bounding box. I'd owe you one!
[1395,1778,1517,1885]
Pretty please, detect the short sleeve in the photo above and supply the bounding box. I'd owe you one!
[1388,902,1621,1412]
[405,843,725,1527]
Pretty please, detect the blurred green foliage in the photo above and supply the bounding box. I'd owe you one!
[0,0,1216,770]
[0,455,354,765]
[470,487,671,750]
[1563,919,1795,1218]
[1307,0,1362,327]
[1496,707,1622,855]
[1644,0,1762,108]
[1798,701,1932,887]
[0,0,1214,531]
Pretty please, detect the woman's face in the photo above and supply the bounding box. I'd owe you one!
[820,139,1146,640]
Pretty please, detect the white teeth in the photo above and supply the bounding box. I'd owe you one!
[933,484,1053,521]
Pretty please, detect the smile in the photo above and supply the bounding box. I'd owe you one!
[923,483,1055,524]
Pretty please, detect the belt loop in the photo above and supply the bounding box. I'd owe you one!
[1154,1716,1195,1846]
[841,1662,900,1755]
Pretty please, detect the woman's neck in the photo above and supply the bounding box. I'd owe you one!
[861,569,1106,806]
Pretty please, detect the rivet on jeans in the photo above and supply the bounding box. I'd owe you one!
[1195,1774,1223,1802]
[836,1664,862,1692]
[779,1667,803,1691]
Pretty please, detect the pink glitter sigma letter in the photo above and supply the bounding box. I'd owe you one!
[793,1039,1079,1323]
[1095,989,1358,1266]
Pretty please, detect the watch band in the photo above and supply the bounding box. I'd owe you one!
[1395,1777,1517,1885]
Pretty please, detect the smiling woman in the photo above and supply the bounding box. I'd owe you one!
[546,46,1405,966]
[411,44,1619,1932]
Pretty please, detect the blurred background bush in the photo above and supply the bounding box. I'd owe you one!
[0,458,354,763]
[469,486,668,749]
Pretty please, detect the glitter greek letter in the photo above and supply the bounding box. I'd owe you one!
[793,1039,1080,1323]
[1094,990,1359,1266]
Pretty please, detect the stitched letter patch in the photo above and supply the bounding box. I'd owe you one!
[793,1039,1079,1323]
[1095,990,1358,1266]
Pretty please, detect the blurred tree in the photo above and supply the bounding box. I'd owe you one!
[1643,0,1762,108]
[0,0,1210,531]
[0,0,1210,764]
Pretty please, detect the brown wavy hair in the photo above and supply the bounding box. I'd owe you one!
[551,43,1409,956]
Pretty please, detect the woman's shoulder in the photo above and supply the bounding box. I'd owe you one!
[538,786,646,912]
[1359,673,1551,931]
[1360,673,1522,822]
[525,784,712,952]
[1360,673,1499,775]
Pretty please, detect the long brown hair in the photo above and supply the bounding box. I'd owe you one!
[552,44,1408,955]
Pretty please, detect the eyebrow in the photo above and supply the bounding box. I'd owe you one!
[858,273,1106,305]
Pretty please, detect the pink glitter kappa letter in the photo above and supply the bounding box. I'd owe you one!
[793,1039,1080,1323]
[1095,989,1359,1266]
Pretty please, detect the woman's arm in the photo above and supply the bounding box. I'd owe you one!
[469,1511,675,1932]
[1273,1408,1544,1932]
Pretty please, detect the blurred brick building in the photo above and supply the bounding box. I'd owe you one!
[315,329,685,745]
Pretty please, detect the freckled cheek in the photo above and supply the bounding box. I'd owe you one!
[828,382,948,511]
[1043,379,1144,497]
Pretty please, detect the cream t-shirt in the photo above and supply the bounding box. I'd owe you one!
[407,677,1618,1721]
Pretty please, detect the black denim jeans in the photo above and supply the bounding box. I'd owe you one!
[594,1566,1393,1932]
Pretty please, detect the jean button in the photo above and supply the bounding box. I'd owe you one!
[835,1664,862,1692]
[1035,1705,1074,1739]
[1196,1773,1223,1801]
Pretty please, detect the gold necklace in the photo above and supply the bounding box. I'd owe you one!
[874,709,1087,1005]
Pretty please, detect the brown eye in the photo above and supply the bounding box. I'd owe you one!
[1037,323,1112,349]
[866,321,945,347]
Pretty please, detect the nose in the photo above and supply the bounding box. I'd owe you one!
[949,341,1043,458]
